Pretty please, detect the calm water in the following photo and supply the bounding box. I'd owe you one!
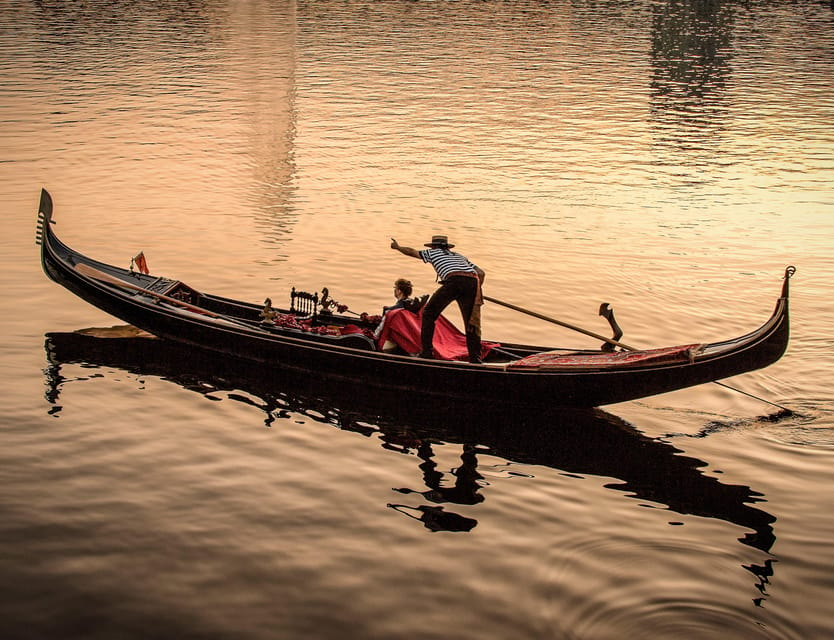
[2,0,834,638]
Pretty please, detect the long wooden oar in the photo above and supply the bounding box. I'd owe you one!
[485,294,794,415]
[483,295,636,351]
[74,263,253,329]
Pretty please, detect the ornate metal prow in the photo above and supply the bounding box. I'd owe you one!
[599,302,624,352]
[35,188,54,246]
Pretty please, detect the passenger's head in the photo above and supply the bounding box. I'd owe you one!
[394,278,413,298]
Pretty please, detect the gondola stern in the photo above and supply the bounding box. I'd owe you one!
[772,265,794,359]
[781,265,796,300]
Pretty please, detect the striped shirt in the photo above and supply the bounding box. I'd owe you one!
[420,248,478,281]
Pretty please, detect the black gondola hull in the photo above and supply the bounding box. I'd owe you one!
[36,189,792,408]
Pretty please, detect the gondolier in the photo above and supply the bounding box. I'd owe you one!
[390,235,486,363]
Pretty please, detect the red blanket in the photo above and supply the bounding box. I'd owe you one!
[377,308,498,361]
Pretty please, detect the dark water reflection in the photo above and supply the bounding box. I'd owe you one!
[650,0,732,162]
[45,330,777,554]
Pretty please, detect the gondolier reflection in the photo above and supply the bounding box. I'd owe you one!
[390,235,485,363]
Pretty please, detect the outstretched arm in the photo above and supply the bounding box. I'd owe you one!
[390,238,421,259]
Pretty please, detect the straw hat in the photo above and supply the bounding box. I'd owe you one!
[424,234,454,248]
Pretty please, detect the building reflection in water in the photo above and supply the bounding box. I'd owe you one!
[31,0,301,253]
[649,0,733,174]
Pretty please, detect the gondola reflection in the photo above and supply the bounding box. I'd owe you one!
[44,328,777,562]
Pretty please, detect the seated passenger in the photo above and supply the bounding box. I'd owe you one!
[386,278,414,313]
[375,278,422,348]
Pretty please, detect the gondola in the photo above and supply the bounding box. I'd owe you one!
[36,188,793,408]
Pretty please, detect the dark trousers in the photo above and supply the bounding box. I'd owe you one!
[421,276,481,360]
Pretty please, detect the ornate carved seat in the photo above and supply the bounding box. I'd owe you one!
[290,287,318,319]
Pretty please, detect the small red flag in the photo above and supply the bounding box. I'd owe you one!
[132,252,150,275]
